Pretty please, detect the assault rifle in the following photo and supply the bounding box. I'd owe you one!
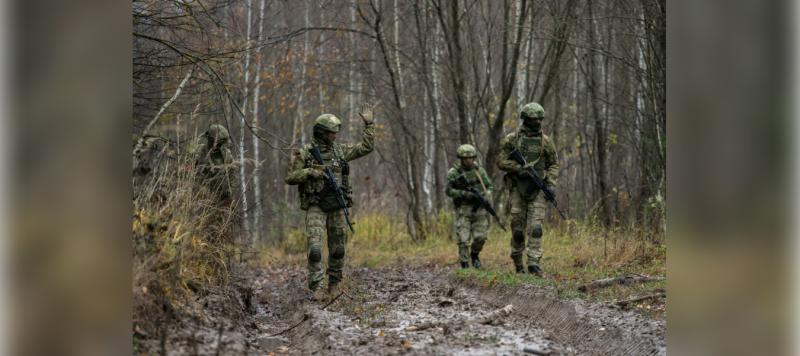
[508,148,568,220]
[454,175,507,231]
[309,146,355,233]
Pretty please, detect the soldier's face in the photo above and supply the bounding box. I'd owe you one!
[461,157,475,168]
[208,136,224,148]
[326,131,337,142]
[524,118,542,131]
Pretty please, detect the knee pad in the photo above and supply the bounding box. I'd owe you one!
[532,224,543,238]
[308,246,322,263]
[513,230,525,244]
[331,245,346,260]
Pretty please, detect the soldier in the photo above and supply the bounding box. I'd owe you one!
[285,104,376,300]
[497,103,559,276]
[446,144,493,269]
[195,124,236,203]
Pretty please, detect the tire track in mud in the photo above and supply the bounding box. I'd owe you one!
[252,265,665,355]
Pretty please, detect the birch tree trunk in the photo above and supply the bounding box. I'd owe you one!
[293,1,311,146]
[393,0,406,108]
[249,0,267,245]
[238,0,253,241]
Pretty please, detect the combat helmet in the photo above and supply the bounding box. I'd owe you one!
[205,124,230,144]
[520,102,545,120]
[314,114,342,133]
[457,144,478,158]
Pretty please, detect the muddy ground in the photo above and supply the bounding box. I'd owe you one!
[140,264,665,355]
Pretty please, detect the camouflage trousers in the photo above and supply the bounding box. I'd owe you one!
[509,192,547,267]
[454,205,489,264]
[305,205,349,291]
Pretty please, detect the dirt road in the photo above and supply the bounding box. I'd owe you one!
[147,265,665,355]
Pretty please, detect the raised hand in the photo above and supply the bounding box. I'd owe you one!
[358,101,380,124]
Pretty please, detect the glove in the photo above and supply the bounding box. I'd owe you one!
[304,168,324,179]
[514,163,533,175]
[546,184,556,196]
[463,191,481,202]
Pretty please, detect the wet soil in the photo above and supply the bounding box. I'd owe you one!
[139,265,665,355]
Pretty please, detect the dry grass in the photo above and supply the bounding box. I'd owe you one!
[132,140,241,336]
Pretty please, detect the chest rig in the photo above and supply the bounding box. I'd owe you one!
[299,143,353,211]
[452,166,485,207]
[517,135,546,172]
[510,133,546,200]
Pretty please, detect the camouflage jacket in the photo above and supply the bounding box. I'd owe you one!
[285,122,375,210]
[195,142,236,201]
[497,128,559,198]
[446,161,493,207]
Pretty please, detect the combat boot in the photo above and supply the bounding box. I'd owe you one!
[307,287,324,302]
[328,283,340,296]
[460,261,470,269]
[470,252,482,269]
[528,265,542,277]
[515,264,525,274]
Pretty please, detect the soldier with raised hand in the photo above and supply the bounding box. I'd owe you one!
[285,103,377,300]
[196,124,236,203]
[497,103,559,276]
[446,144,493,269]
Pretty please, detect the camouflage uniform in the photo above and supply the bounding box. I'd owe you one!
[497,103,559,275]
[446,145,492,269]
[285,113,374,293]
[196,124,236,203]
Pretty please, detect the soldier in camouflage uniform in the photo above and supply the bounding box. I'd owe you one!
[196,124,236,203]
[497,103,559,276]
[285,104,376,299]
[447,144,493,269]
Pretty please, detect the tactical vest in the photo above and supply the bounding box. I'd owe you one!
[298,143,353,211]
[509,133,546,200]
[451,166,487,207]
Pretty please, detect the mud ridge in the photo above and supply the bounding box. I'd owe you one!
[454,277,666,355]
